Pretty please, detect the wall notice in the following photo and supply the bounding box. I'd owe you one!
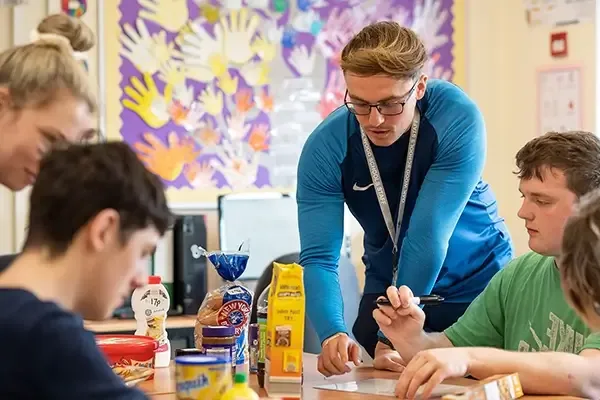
[537,66,582,135]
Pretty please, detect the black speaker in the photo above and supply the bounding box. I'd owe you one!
[173,215,208,315]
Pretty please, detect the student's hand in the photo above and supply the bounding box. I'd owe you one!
[373,341,405,372]
[373,285,426,352]
[317,333,361,377]
[395,347,471,399]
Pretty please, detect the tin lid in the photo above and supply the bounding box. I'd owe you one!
[202,325,235,337]
[175,355,229,365]
[175,348,203,357]
[95,335,158,356]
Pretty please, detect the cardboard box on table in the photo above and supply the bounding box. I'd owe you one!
[265,262,305,398]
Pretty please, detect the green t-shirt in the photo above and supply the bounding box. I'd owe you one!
[444,252,600,353]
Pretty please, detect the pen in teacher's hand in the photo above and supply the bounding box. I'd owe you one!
[374,294,445,307]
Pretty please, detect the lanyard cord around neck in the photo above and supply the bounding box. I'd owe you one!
[360,109,421,286]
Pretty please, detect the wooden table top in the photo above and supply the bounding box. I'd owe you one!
[84,316,196,333]
[138,354,581,399]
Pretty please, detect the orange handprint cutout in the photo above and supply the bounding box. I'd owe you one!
[134,132,200,181]
[234,88,255,113]
[248,123,270,152]
[255,88,274,113]
[193,120,221,147]
[184,161,218,188]
[169,101,188,125]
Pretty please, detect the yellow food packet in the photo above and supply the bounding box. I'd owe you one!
[265,262,304,397]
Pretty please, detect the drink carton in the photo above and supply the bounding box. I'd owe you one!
[265,262,304,398]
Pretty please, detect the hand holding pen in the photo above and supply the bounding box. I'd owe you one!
[375,294,444,307]
[372,286,435,355]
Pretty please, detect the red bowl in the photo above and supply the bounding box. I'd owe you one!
[96,334,158,381]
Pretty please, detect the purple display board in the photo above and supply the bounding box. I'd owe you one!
[117,0,454,190]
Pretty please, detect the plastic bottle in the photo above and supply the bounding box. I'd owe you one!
[132,275,171,368]
[256,284,270,388]
[220,373,259,400]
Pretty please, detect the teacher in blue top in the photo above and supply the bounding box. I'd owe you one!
[297,21,514,376]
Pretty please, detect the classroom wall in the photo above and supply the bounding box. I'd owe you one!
[467,0,596,257]
[0,0,595,290]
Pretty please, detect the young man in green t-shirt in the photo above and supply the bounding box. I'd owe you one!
[373,131,600,399]
[561,188,600,333]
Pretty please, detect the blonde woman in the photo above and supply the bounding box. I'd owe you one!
[0,13,97,271]
[0,13,97,191]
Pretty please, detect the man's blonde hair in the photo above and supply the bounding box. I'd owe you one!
[560,188,600,314]
[0,13,96,113]
[340,21,427,79]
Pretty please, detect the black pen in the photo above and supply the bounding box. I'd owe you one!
[375,294,445,306]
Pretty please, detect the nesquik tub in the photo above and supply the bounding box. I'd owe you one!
[96,334,158,385]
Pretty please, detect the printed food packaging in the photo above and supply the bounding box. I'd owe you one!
[265,262,305,398]
[194,245,254,367]
[96,334,157,386]
[442,373,524,400]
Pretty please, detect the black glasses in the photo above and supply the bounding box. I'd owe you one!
[344,79,418,116]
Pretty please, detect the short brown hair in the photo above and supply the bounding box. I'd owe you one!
[515,131,600,197]
[340,21,427,79]
[560,188,600,314]
[0,13,96,112]
[24,142,172,257]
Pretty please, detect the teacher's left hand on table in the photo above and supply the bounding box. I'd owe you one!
[395,347,471,399]
[318,333,362,377]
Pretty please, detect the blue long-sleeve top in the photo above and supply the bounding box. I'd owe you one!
[297,79,514,342]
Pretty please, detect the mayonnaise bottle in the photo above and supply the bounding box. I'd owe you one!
[132,275,171,368]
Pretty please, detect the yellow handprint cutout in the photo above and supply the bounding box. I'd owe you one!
[208,53,229,77]
[216,8,260,65]
[150,30,175,67]
[197,85,224,116]
[217,70,239,95]
[138,0,189,32]
[159,59,186,88]
[174,20,193,46]
[200,3,220,24]
[122,73,173,129]
[134,132,200,181]
[174,21,230,83]
[240,60,270,87]
[251,34,277,62]
[120,19,175,75]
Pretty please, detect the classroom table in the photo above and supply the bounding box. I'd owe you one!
[138,353,581,399]
[84,316,196,333]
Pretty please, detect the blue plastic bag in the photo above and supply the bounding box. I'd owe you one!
[193,243,254,366]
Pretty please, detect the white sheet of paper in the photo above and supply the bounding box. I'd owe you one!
[314,379,465,398]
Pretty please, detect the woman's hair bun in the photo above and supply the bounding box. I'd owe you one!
[36,13,95,52]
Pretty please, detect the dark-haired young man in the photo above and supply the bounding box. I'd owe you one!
[0,142,171,399]
[374,131,600,399]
